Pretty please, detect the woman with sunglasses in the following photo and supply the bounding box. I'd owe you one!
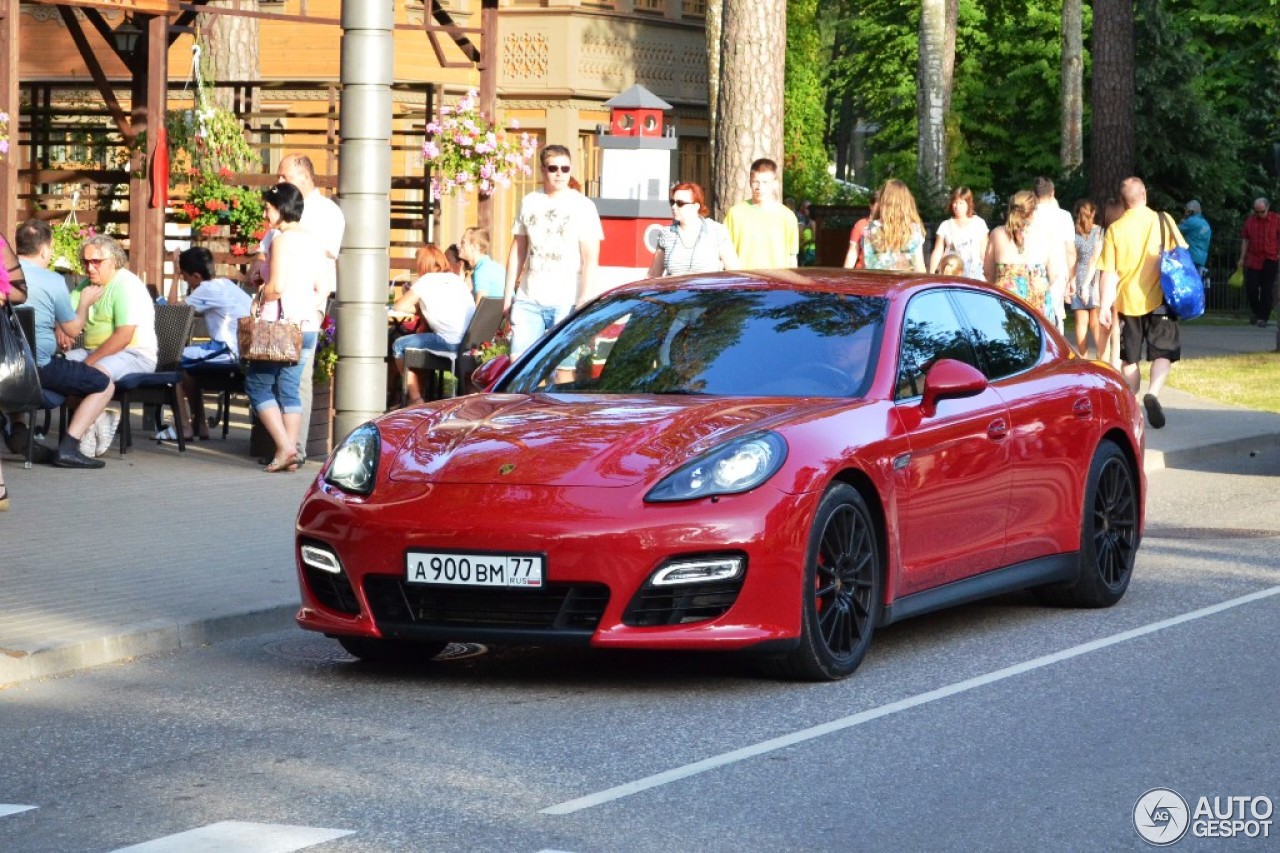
[647,182,740,277]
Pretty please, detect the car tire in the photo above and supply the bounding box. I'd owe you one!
[772,482,883,681]
[337,636,449,664]
[1035,439,1139,608]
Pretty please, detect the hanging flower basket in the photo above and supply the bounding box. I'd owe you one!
[422,90,536,197]
[0,111,9,161]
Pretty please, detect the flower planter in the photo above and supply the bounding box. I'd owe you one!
[307,376,334,459]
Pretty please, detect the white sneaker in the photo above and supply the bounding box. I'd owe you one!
[78,421,99,458]
[94,410,120,457]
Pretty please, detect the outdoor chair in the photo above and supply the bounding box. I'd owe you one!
[12,306,67,468]
[404,297,505,402]
[185,361,246,440]
[109,303,195,456]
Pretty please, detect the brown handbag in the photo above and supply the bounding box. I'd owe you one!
[238,293,302,364]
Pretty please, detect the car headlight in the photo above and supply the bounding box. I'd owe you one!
[324,423,380,495]
[645,432,787,503]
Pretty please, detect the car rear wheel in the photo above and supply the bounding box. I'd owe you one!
[774,483,882,681]
[1036,440,1138,608]
[337,636,449,664]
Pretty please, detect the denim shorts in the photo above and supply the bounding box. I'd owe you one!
[38,357,111,396]
[392,331,458,360]
[244,332,319,414]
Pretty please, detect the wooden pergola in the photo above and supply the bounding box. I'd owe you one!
[0,0,497,284]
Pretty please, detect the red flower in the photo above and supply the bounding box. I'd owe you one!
[230,197,239,208]
[200,224,220,236]
[231,244,247,256]
[218,166,233,178]
[204,199,220,211]
[252,227,266,240]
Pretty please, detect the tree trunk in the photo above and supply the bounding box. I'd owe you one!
[1089,0,1135,202]
[712,0,786,220]
[916,0,954,209]
[1061,0,1084,169]
[200,1,261,113]
[705,0,723,210]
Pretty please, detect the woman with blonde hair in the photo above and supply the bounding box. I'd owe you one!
[861,179,926,272]
[1070,198,1104,357]
[984,189,1061,322]
[928,185,989,278]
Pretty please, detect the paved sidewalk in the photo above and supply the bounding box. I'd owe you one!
[2,321,1278,687]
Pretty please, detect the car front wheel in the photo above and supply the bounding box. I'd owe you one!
[774,482,883,681]
[1037,439,1139,608]
[337,636,449,664]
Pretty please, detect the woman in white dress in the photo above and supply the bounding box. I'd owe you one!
[929,185,989,279]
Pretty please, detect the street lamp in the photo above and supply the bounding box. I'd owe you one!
[112,16,143,55]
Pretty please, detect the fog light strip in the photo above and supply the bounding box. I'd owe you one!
[541,583,1280,816]
[300,545,342,575]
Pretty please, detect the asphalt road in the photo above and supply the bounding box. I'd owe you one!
[2,447,1278,853]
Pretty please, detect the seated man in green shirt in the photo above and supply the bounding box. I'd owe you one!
[65,235,158,459]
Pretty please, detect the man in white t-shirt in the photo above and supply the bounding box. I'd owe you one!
[504,144,603,358]
[276,153,345,462]
[1027,176,1078,331]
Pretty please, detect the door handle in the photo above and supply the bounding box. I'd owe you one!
[1073,397,1093,418]
[987,419,1009,440]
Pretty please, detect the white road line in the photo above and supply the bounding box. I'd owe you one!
[0,805,37,818]
[542,584,1280,816]
[110,821,353,852]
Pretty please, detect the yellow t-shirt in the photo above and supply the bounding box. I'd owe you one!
[724,200,799,269]
[1097,206,1187,316]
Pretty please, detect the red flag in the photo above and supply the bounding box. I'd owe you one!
[150,125,169,209]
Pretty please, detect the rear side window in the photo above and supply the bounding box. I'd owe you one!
[950,290,1043,380]
[896,290,979,400]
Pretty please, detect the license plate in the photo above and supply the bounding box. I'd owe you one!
[406,551,544,588]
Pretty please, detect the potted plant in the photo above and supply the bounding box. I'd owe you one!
[422,90,536,197]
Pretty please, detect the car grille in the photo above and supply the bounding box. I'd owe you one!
[622,578,744,627]
[303,565,361,615]
[363,576,610,636]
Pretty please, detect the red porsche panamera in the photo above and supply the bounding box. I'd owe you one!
[294,269,1144,681]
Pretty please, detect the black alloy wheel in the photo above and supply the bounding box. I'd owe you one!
[774,482,883,681]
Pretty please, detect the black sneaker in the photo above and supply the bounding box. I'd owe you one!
[53,446,106,469]
[1143,393,1166,429]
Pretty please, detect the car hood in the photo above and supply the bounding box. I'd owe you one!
[386,393,840,487]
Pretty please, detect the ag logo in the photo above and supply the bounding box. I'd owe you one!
[1134,788,1190,846]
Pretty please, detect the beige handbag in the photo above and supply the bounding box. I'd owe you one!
[238,293,302,364]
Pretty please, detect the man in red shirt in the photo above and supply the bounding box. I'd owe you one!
[1239,197,1280,327]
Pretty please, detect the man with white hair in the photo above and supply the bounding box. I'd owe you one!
[1238,197,1280,327]
[275,153,345,462]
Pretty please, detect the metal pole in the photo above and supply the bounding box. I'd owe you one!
[336,0,394,439]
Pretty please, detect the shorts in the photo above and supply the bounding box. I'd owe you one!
[38,357,111,396]
[1119,312,1180,365]
[65,347,157,381]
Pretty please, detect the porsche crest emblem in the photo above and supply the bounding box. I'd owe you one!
[499,463,516,476]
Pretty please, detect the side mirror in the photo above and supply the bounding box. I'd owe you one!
[472,354,511,392]
[920,358,988,417]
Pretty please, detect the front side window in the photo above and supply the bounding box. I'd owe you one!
[949,290,1043,380]
[502,288,887,398]
[896,290,979,400]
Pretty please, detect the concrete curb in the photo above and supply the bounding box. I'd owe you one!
[1144,432,1280,472]
[0,604,298,688]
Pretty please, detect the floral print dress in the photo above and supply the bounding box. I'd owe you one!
[994,238,1054,324]
[1071,225,1102,310]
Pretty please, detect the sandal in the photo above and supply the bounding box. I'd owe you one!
[264,456,299,473]
[0,485,9,512]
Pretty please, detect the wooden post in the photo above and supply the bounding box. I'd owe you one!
[0,0,19,241]
[145,13,168,287]
[477,0,499,232]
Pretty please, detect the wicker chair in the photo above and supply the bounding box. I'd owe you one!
[12,306,67,468]
[109,303,195,456]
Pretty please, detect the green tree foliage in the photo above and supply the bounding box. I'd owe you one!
[784,0,837,202]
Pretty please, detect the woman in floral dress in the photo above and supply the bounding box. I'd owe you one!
[928,185,989,279]
[861,179,926,272]
[984,190,1062,323]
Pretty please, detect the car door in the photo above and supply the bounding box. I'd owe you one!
[950,289,1098,564]
[893,290,1013,596]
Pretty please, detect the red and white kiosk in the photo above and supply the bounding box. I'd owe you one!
[592,85,678,291]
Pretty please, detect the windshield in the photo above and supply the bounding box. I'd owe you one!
[501,287,887,397]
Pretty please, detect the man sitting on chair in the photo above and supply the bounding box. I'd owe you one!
[390,244,476,406]
[13,219,115,468]
[163,246,252,441]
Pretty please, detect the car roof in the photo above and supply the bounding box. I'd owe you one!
[609,268,974,301]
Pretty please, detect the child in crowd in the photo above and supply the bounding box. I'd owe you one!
[938,253,965,276]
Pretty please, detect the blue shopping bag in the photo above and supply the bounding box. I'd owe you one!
[1158,213,1205,321]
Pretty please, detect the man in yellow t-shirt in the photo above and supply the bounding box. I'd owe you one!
[1098,177,1188,429]
[724,158,799,269]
